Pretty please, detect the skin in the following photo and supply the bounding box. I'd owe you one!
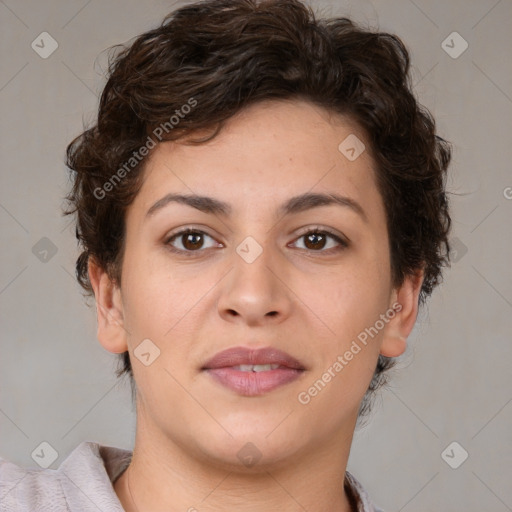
[89,98,424,512]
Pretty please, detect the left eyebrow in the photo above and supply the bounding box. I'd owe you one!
[145,193,232,219]
[145,192,368,223]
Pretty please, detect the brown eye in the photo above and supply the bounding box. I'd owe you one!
[304,232,328,250]
[181,232,204,250]
[165,229,219,254]
[292,229,348,253]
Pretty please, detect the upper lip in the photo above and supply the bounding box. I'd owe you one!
[202,346,306,370]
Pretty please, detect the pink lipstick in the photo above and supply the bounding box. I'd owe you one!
[202,346,306,396]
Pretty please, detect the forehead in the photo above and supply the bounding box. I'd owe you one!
[128,98,384,225]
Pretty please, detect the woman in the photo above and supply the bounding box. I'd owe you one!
[0,0,451,510]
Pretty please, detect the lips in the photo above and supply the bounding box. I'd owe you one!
[202,346,306,396]
[202,346,306,371]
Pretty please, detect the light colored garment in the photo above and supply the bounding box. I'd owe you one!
[1,441,384,511]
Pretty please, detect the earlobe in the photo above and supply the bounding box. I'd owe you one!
[88,258,128,355]
[379,333,407,358]
[380,269,424,358]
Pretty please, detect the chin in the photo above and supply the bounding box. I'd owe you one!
[187,425,306,471]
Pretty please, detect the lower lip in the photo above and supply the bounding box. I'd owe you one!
[203,368,304,396]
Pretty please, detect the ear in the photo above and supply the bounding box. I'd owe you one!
[88,257,128,354]
[380,269,424,357]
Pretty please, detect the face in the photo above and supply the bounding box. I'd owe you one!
[91,98,422,470]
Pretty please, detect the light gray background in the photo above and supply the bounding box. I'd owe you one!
[1,0,511,510]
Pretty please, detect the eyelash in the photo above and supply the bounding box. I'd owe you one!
[164,226,349,257]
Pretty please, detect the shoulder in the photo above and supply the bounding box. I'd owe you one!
[0,441,131,512]
[0,453,67,512]
[345,471,385,512]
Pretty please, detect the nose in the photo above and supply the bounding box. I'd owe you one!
[216,240,293,327]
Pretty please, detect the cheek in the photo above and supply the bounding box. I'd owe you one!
[119,246,175,340]
[120,254,217,366]
[296,271,388,413]
[301,259,390,343]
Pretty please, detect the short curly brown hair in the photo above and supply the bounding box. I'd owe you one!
[63,0,452,415]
